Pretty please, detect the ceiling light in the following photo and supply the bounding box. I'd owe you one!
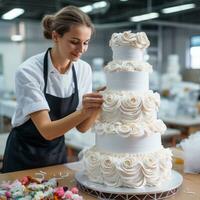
[11,34,24,42]
[80,1,107,13]
[80,5,93,13]
[130,12,159,22]
[161,3,195,14]
[93,1,107,9]
[2,8,24,20]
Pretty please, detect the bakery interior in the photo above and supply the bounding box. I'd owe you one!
[0,0,200,199]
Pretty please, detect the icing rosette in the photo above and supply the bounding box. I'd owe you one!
[142,155,160,186]
[122,31,137,45]
[93,122,105,135]
[143,110,157,123]
[143,124,154,136]
[83,151,102,182]
[153,92,161,108]
[82,147,172,188]
[109,31,135,47]
[116,123,132,137]
[109,31,150,49]
[100,156,121,187]
[149,119,167,134]
[159,149,172,179]
[101,93,120,121]
[118,157,146,188]
[93,121,146,136]
[104,123,116,134]
[131,123,144,137]
[133,32,150,49]
[142,91,160,113]
[120,95,142,122]
[104,60,152,72]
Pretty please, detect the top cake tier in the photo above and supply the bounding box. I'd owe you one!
[105,31,152,72]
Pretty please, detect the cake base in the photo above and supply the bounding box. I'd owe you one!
[75,170,182,200]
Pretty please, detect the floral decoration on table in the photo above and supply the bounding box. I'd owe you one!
[0,175,83,200]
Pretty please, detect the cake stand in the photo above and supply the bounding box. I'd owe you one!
[75,170,183,200]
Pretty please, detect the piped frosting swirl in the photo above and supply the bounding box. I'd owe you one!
[109,31,150,49]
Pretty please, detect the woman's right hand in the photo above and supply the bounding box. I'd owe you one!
[81,92,104,118]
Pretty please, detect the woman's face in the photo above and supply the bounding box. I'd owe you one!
[55,25,92,61]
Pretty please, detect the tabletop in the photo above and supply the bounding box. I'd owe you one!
[0,162,200,200]
[161,115,200,127]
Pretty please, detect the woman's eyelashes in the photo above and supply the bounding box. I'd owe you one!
[70,40,89,46]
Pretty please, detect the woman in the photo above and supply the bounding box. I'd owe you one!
[2,6,103,173]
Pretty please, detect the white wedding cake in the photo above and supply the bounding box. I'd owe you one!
[82,31,172,188]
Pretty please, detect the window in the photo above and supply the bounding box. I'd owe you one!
[190,36,200,69]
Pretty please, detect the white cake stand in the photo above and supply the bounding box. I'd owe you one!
[75,170,183,200]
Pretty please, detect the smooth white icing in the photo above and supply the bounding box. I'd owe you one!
[106,72,149,91]
[96,133,162,154]
[83,147,172,188]
[112,46,144,61]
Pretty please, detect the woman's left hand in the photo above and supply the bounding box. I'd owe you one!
[81,92,104,117]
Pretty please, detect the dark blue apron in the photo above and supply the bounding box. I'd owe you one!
[2,48,79,173]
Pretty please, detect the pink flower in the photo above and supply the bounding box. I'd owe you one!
[71,187,79,194]
[21,176,30,185]
[5,191,11,198]
[54,187,65,197]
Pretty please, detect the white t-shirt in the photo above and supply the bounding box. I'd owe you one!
[12,51,92,127]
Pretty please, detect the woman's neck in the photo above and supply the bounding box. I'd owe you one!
[50,47,71,74]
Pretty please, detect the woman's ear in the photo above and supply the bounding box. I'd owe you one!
[52,31,59,43]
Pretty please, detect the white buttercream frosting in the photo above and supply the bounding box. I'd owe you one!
[94,119,166,137]
[82,30,171,190]
[104,60,152,72]
[83,147,172,188]
[100,90,160,123]
[105,31,151,73]
[109,31,150,49]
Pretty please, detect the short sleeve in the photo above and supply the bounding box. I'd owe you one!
[75,61,92,110]
[15,67,50,117]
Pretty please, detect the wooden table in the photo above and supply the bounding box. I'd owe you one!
[162,128,181,146]
[162,115,200,138]
[0,162,200,200]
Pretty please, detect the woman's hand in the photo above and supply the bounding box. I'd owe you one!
[81,92,104,118]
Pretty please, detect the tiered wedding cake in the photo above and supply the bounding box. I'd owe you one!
[82,31,172,188]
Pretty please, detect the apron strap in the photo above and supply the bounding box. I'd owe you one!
[43,48,78,95]
[43,48,51,94]
[71,65,78,93]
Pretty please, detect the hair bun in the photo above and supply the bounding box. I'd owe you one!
[42,15,54,39]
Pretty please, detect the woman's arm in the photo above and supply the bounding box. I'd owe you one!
[30,92,103,140]
[76,108,101,132]
[30,109,87,140]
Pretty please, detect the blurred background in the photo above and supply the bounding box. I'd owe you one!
[1,0,200,162]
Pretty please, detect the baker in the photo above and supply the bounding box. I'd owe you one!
[2,6,103,173]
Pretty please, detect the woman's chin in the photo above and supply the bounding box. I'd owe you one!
[69,54,81,61]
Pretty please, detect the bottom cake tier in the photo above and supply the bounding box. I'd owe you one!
[82,146,172,188]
